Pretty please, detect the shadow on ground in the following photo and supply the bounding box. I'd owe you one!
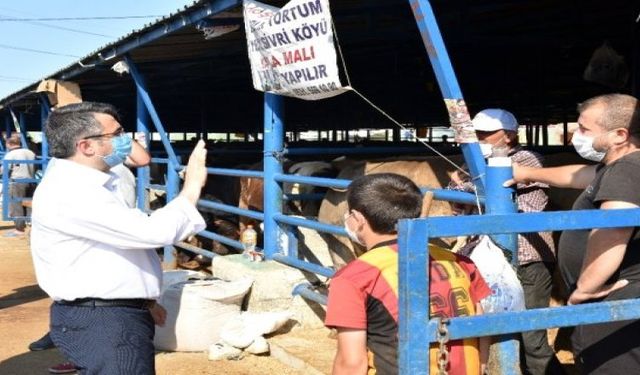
[0,285,48,310]
[0,348,67,375]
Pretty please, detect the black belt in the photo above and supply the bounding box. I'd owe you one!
[56,298,155,309]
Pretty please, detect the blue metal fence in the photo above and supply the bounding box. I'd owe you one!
[2,1,630,374]
[1,159,44,221]
[397,208,640,375]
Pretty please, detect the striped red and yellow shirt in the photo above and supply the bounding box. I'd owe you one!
[325,240,490,375]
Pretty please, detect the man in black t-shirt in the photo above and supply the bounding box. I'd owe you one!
[510,93,640,374]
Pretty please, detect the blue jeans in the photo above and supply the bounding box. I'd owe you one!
[50,302,155,375]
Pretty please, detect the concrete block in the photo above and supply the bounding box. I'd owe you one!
[211,254,327,328]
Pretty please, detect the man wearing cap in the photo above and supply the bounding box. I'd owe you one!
[450,109,562,375]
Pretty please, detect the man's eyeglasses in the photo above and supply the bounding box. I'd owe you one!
[83,126,125,140]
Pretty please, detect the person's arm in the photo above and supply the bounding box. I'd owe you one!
[125,139,151,167]
[509,164,596,190]
[475,302,489,374]
[568,200,635,304]
[40,141,207,249]
[332,328,368,375]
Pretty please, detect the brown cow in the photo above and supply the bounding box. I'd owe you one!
[238,161,337,234]
[317,152,587,269]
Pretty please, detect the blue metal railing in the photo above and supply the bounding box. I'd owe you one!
[406,0,521,369]
[397,208,640,375]
[1,159,44,221]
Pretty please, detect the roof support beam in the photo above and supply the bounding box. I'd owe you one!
[59,0,242,81]
[124,54,180,169]
[39,94,51,170]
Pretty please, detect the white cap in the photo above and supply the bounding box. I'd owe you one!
[472,109,518,132]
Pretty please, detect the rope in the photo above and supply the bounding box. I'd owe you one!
[331,18,352,87]
[329,18,492,212]
[331,19,469,178]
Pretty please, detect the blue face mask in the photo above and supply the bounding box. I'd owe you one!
[102,134,132,168]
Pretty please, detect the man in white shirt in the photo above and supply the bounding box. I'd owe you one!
[30,102,207,374]
[2,133,36,235]
[31,130,153,373]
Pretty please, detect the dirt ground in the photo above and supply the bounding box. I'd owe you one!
[0,218,577,375]
[0,221,310,375]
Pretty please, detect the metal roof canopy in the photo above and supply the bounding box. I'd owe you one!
[1,0,638,133]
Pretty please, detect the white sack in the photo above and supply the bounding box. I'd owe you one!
[154,278,253,351]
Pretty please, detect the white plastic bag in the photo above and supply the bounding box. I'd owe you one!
[468,236,525,313]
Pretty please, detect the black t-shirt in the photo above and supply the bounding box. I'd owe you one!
[558,152,640,298]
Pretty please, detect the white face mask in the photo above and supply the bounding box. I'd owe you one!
[344,212,364,246]
[479,143,493,158]
[572,130,606,162]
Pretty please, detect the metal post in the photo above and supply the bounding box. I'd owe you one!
[164,157,181,267]
[136,90,151,211]
[398,218,430,375]
[39,94,51,170]
[0,114,6,152]
[484,160,518,260]
[165,158,180,202]
[563,114,569,146]
[6,108,14,137]
[126,54,180,268]
[285,224,298,258]
[408,0,485,192]
[484,157,520,373]
[124,55,180,169]
[262,93,284,260]
[17,112,28,148]
[2,159,9,220]
[392,127,400,142]
[408,1,526,371]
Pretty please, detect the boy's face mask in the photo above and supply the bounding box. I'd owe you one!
[343,211,364,246]
[100,134,133,168]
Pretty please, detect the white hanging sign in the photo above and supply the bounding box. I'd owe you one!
[243,0,350,100]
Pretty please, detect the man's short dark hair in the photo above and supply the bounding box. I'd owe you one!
[578,94,640,136]
[45,102,120,158]
[347,173,422,234]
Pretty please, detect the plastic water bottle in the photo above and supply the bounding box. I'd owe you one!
[241,225,257,260]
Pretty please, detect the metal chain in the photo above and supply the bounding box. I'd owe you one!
[436,318,450,375]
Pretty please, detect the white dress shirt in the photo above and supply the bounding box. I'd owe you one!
[110,164,137,208]
[30,158,205,301]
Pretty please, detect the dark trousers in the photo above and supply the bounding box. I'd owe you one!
[571,282,640,374]
[50,302,155,375]
[518,262,565,375]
